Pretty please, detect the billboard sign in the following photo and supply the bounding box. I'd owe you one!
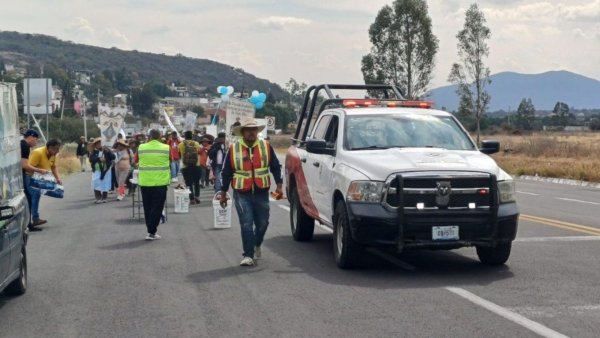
[23,78,53,115]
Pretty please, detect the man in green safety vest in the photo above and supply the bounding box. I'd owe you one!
[138,129,171,240]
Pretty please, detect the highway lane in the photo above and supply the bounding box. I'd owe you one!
[0,171,599,337]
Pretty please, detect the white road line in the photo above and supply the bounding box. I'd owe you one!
[515,236,600,243]
[556,197,600,205]
[517,191,541,196]
[445,287,570,338]
[366,248,416,271]
[278,205,290,212]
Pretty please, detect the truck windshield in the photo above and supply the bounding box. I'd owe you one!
[344,114,476,151]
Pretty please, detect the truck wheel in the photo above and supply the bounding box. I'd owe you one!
[333,201,363,269]
[289,187,314,241]
[476,243,511,266]
[5,247,27,296]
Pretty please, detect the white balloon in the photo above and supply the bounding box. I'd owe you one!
[251,90,259,97]
[227,86,234,95]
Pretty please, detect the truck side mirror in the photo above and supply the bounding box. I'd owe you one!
[480,140,500,155]
[306,139,329,154]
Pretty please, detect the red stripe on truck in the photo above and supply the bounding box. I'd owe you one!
[285,147,319,219]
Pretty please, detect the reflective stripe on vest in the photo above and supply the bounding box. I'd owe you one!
[231,139,271,192]
[138,140,170,187]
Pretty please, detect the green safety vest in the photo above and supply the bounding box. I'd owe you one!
[138,140,170,187]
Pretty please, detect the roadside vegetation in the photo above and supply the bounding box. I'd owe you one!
[490,133,600,182]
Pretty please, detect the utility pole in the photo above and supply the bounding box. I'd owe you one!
[83,96,88,141]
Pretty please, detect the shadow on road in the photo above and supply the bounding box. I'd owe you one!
[186,266,264,284]
[99,239,152,250]
[263,234,514,289]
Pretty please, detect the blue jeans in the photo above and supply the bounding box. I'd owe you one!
[233,189,270,258]
[25,175,41,220]
[170,160,180,179]
[212,166,222,192]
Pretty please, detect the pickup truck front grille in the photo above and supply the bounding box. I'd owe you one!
[384,172,495,210]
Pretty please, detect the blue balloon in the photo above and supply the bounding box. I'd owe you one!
[257,93,267,102]
[219,87,228,95]
[255,101,264,109]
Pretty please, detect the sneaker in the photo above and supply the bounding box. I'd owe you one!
[27,226,43,232]
[116,195,124,201]
[194,198,201,204]
[94,199,102,204]
[254,246,262,259]
[240,256,255,266]
[145,233,162,241]
[171,178,178,183]
[31,219,47,226]
[101,199,107,203]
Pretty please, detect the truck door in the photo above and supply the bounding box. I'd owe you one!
[307,115,339,224]
[303,115,332,215]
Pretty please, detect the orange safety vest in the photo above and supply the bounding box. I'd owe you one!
[230,139,271,192]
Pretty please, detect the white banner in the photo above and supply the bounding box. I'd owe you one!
[184,111,198,131]
[99,110,125,146]
[265,115,276,131]
[224,99,255,137]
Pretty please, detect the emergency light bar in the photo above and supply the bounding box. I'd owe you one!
[341,99,433,109]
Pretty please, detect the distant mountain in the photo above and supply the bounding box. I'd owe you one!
[0,31,286,98]
[427,71,600,112]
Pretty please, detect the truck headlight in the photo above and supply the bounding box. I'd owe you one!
[498,180,516,203]
[347,181,384,202]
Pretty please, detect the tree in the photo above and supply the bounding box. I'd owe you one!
[285,78,307,105]
[361,0,439,99]
[516,98,535,130]
[191,105,205,117]
[448,3,491,145]
[130,84,157,117]
[552,101,569,126]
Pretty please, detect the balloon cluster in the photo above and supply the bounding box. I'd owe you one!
[217,86,234,101]
[249,90,267,109]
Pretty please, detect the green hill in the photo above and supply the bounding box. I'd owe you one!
[0,30,286,98]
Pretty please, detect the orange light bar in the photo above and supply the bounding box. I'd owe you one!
[398,100,433,108]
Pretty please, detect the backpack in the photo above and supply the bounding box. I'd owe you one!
[182,141,198,166]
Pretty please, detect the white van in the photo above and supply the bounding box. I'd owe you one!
[0,82,29,296]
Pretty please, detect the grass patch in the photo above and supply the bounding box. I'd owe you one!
[56,143,82,177]
[489,132,600,182]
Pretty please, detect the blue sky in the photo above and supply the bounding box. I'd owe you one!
[2,0,599,90]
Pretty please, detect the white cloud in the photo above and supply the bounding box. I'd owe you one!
[100,27,131,49]
[559,0,600,20]
[256,16,311,30]
[66,17,95,38]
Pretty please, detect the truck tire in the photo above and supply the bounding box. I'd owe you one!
[5,247,27,296]
[289,187,314,241]
[476,243,511,266]
[333,201,363,269]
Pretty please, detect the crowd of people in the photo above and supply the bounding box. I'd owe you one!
[21,118,282,268]
[78,129,228,204]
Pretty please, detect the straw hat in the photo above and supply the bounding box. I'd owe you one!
[232,117,265,137]
[91,137,102,145]
[116,139,129,148]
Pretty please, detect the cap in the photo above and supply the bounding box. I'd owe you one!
[23,129,39,138]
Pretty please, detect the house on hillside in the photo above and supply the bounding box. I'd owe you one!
[74,70,92,86]
[168,83,189,97]
[114,93,128,105]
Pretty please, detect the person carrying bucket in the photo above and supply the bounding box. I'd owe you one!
[219,118,283,267]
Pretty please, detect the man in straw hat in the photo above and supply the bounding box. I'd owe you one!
[220,118,283,267]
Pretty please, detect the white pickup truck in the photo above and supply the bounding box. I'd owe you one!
[285,84,519,269]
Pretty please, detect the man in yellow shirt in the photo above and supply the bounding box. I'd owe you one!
[28,139,62,226]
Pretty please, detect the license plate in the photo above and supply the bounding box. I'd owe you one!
[432,226,459,241]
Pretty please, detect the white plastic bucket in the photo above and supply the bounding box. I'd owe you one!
[213,193,232,229]
[174,188,191,213]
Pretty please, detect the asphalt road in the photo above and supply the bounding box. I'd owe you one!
[1,170,599,338]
